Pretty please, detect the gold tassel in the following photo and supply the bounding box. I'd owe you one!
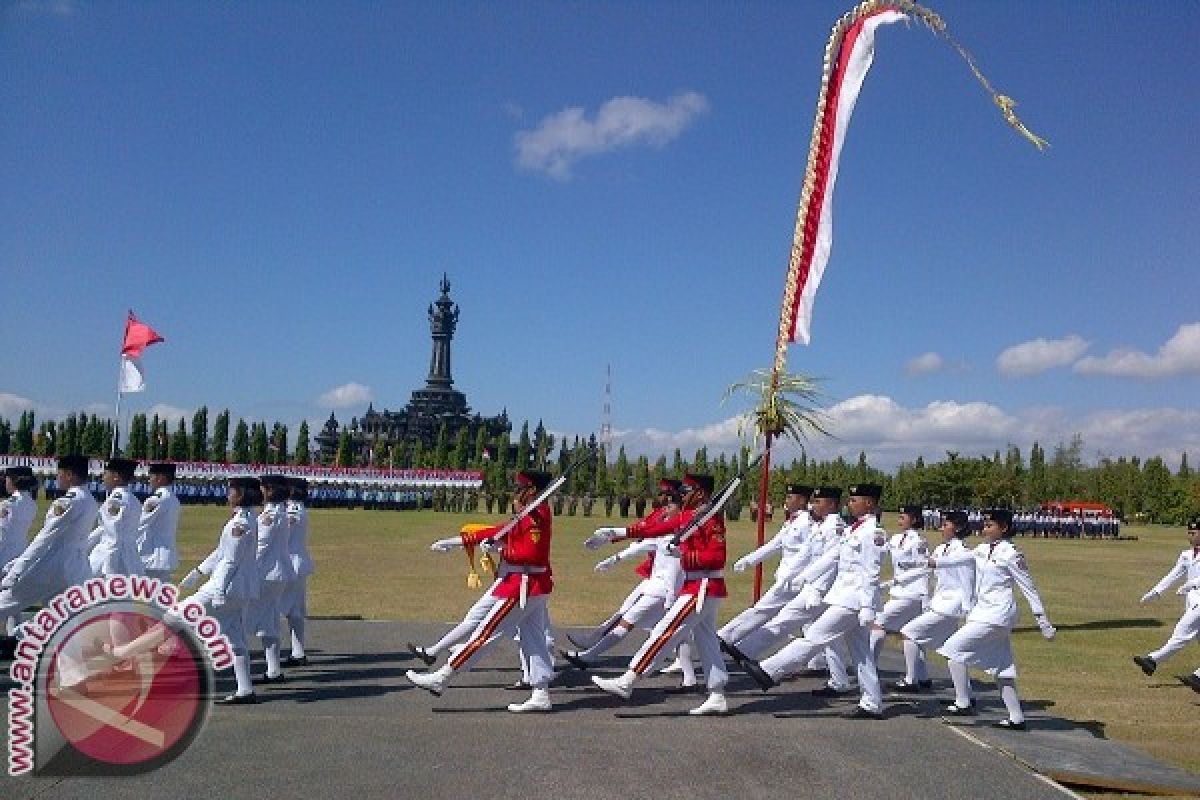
[466,569,482,590]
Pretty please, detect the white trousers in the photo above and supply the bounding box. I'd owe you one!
[760,605,882,712]
[251,581,286,639]
[1149,603,1200,663]
[448,594,554,688]
[900,609,961,649]
[718,579,799,645]
[629,594,728,691]
[731,596,851,688]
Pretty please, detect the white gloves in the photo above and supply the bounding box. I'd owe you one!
[1035,614,1056,640]
[665,541,681,557]
[479,539,499,556]
[733,556,753,573]
[594,555,619,573]
[1177,582,1197,595]
[179,569,202,589]
[1140,590,1159,604]
[584,528,623,550]
[430,537,462,553]
[799,585,823,610]
[858,607,875,626]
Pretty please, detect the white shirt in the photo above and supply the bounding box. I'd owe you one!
[0,491,38,569]
[137,486,181,572]
[2,486,97,597]
[1149,546,1200,610]
[885,528,930,600]
[616,537,683,601]
[947,539,1046,628]
[285,500,315,578]
[921,537,975,617]
[256,502,296,583]
[796,512,848,594]
[737,510,815,586]
[87,486,145,577]
[198,507,260,603]
[807,513,883,611]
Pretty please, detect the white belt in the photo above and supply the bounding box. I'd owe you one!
[684,570,723,611]
[501,565,548,608]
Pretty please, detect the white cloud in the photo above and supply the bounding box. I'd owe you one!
[996,335,1090,377]
[146,404,191,424]
[606,394,1198,471]
[905,352,945,376]
[0,392,36,418]
[318,382,373,409]
[514,91,710,180]
[1073,322,1200,378]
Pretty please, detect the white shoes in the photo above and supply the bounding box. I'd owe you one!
[688,692,728,716]
[507,688,552,713]
[405,668,446,696]
[592,675,634,699]
[660,660,684,675]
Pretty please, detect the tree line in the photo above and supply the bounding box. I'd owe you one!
[1,411,1195,523]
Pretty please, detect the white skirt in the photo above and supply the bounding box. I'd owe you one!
[938,621,1017,679]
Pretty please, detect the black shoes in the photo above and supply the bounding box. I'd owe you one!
[843,706,884,720]
[993,719,1027,731]
[811,685,855,699]
[559,650,591,671]
[1179,674,1200,693]
[891,679,933,694]
[281,655,308,668]
[0,636,16,661]
[1133,655,1157,676]
[408,642,436,667]
[258,672,286,685]
[216,693,258,705]
[944,702,977,716]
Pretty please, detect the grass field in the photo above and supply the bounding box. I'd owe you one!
[55,502,1200,776]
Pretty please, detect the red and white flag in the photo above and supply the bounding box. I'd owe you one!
[783,7,906,346]
[119,311,165,393]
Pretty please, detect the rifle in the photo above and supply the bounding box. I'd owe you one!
[669,452,764,548]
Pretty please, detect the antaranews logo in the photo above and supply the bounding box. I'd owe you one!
[7,575,230,776]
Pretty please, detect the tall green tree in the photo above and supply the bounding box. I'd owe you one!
[128,413,149,459]
[211,410,231,462]
[613,446,631,497]
[294,420,310,465]
[81,415,107,457]
[250,422,269,464]
[231,419,251,463]
[190,406,209,461]
[270,422,288,464]
[450,427,470,469]
[15,411,35,455]
[0,419,11,454]
[335,430,354,467]
[34,421,56,456]
[169,418,190,460]
[516,421,532,469]
[433,422,450,468]
[472,426,489,468]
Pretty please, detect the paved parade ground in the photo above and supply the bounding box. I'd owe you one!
[6,619,1199,800]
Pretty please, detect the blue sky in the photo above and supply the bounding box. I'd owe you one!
[2,0,1197,469]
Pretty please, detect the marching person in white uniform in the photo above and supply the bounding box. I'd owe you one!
[896,509,975,693]
[251,474,295,684]
[870,504,931,689]
[727,486,854,696]
[561,490,687,679]
[1133,517,1200,693]
[136,461,181,583]
[132,476,262,703]
[0,466,39,655]
[86,458,144,578]
[0,456,97,633]
[280,477,315,667]
[718,484,814,652]
[936,509,1056,729]
[741,484,887,719]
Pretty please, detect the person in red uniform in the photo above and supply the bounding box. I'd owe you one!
[590,473,731,715]
[406,470,557,713]
[565,478,682,652]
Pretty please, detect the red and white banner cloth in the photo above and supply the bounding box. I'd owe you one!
[119,311,165,393]
[786,7,905,346]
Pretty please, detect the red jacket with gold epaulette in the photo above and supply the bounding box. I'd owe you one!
[625,508,727,598]
[461,502,553,598]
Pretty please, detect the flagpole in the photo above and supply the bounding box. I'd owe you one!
[112,369,123,458]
